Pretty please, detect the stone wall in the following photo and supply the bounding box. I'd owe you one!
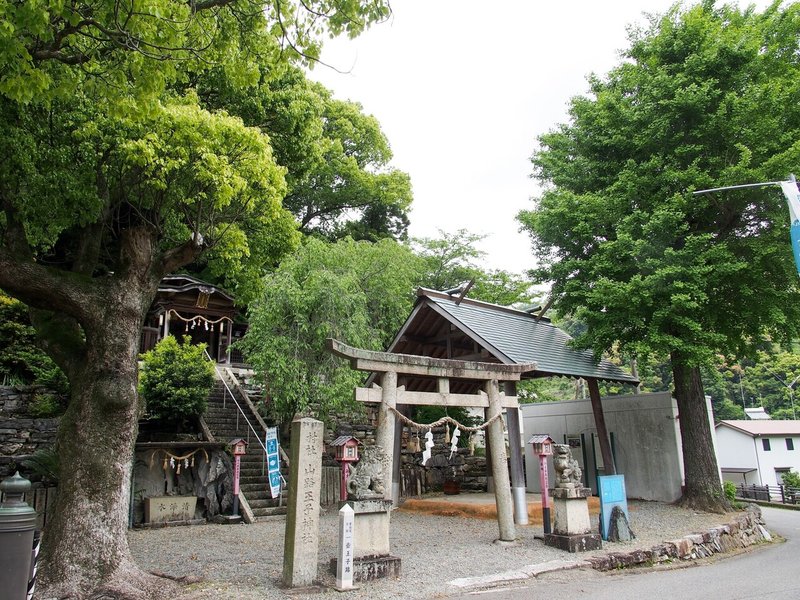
[0,386,59,478]
[585,504,770,570]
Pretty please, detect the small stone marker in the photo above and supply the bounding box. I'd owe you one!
[282,417,324,588]
[336,504,355,590]
[608,505,635,542]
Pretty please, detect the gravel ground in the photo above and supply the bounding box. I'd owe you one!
[129,499,733,599]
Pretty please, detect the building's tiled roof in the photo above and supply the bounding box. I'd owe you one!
[717,420,800,436]
[416,290,637,384]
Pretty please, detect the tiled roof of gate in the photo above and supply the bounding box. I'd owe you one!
[423,293,637,384]
[385,288,638,385]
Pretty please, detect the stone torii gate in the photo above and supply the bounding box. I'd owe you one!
[328,338,536,542]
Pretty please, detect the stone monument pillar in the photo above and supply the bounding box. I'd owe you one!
[544,444,602,552]
[282,417,324,588]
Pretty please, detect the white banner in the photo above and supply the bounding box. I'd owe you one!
[266,427,281,498]
[780,180,800,276]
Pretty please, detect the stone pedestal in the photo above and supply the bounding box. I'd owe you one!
[544,487,602,552]
[330,499,401,582]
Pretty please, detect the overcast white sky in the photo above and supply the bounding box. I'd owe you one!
[308,1,769,275]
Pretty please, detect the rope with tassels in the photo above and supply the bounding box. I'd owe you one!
[387,404,504,433]
[149,448,209,475]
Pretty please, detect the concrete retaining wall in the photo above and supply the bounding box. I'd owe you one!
[521,392,695,502]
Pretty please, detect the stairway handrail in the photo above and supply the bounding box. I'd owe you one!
[203,350,268,456]
[220,367,291,468]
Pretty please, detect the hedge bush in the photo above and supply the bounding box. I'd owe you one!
[139,336,215,423]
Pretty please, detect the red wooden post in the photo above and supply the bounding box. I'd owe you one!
[539,454,551,534]
[331,436,361,502]
[230,438,248,516]
[529,434,554,534]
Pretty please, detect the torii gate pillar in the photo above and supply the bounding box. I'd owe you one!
[375,370,397,500]
[486,378,515,541]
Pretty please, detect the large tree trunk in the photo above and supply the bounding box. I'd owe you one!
[37,274,180,598]
[0,208,202,596]
[671,352,729,513]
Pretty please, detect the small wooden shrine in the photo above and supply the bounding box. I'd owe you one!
[139,274,247,364]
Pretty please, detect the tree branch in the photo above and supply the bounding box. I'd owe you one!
[0,248,100,325]
[160,238,204,277]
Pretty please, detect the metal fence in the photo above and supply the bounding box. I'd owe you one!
[0,485,57,530]
[735,483,800,505]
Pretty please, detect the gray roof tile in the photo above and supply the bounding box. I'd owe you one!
[426,294,637,384]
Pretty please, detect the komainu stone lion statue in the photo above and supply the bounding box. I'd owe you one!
[346,445,387,500]
[552,443,582,489]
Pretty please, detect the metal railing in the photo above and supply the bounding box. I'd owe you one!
[202,351,288,497]
[735,483,800,505]
[205,350,268,457]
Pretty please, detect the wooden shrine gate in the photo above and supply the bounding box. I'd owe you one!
[328,338,536,542]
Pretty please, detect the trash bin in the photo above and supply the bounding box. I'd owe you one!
[0,472,37,600]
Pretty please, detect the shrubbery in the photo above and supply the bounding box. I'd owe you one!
[0,291,69,397]
[139,336,215,424]
[781,470,800,489]
[723,480,737,503]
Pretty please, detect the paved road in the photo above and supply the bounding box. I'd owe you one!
[451,507,800,600]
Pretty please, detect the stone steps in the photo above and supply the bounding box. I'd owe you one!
[201,380,287,521]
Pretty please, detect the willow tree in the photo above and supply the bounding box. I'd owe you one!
[0,0,390,596]
[519,1,800,511]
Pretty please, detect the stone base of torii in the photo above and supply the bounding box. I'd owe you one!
[327,338,537,545]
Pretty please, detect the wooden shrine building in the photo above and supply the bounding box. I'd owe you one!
[139,275,248,364]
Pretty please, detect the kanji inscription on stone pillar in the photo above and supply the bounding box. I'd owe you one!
[282,417,324,588]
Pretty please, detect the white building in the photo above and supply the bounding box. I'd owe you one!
[715,420,800,487]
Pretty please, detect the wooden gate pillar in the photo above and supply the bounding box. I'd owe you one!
[486,378,515,542]
[588,378,616,475]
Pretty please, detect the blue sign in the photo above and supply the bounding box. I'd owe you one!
[266,427,281,498]
[598,474,628,540]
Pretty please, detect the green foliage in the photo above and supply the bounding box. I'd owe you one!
[517,377,582,404]
[412,406,481,447]
[28,392,64,418]
[194,65,413,246]
[139,336,215,423]
[242,237,422,422]
[519,3,800,367]
[0,291,68,394]
[722,480,737,503]
[414,229,536,306]
[0,0,390,106]
[781,470,800,489]
[21,448,60,484]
